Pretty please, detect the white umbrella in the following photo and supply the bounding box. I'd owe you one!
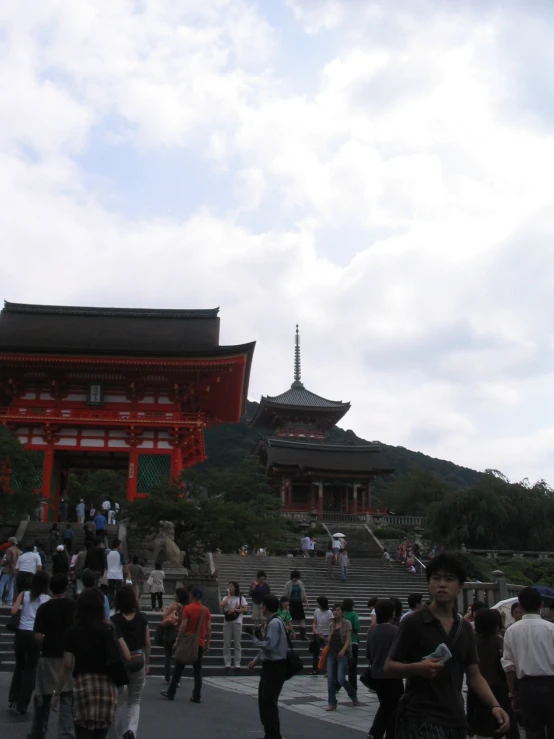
[332,533,346,538]
[492,597,518,626]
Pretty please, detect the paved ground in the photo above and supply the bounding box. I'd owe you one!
[0,672,374,738]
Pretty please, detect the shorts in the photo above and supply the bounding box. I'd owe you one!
[252,603,266,622]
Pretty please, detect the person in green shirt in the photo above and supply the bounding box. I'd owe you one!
[278,596,295,638]
[343,598,360,691]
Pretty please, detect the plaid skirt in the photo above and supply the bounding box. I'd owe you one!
[73,673,117,730]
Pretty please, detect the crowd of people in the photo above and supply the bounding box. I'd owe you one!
[6,535,554,739]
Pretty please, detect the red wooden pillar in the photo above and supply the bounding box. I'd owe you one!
[310,483,315,511]
[287,479,293,507]
[352,484,359,514]
[344,484,349,514]
[127,448,138,502]
[317,482,323,518]
[171,446,183,485]
[41,444,54,521]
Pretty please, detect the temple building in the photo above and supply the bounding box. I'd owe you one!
[0,302,254,518]
[250,327,392,517]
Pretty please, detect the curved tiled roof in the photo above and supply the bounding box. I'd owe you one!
[264,381,349,409]
[3,302,219,319]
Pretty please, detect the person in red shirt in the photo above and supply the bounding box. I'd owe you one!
[161,587,211,704]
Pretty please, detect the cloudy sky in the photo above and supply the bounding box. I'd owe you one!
[1,0,553,483]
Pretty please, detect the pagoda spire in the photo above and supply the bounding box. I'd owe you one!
[293,324,303,387]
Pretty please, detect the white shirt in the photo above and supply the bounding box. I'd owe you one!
[17,551,42,574]
[313,608,332,637]
[19,592,50,631]
[102,500,111,511]
[502,614,554,679]
[301,536,311,550]
[106,549,125,580]
[225,595,247,625]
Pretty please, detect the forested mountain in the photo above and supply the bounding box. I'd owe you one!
[201,400,483,491]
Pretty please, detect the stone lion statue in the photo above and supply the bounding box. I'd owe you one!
[152,520,184,567]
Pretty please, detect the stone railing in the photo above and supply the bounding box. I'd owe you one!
[371,515,425,527]
[457,578,524,612]
[467,549,554,560]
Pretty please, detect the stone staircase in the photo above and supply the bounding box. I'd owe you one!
[21,522,119,554]
[0,554,428,678]
[325,523,383,558]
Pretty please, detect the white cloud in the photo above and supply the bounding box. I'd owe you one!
[1,1,554,484]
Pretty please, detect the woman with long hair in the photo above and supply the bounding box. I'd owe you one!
[467,608,519,739]
[161,587,189,684]
[283,570,310,640]
[111,585,151,739]
[9,570,50,714]
[52,587,128,738]
[220,581,247,670]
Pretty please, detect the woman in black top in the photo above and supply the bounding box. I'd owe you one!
[466,608,518,739]
[111,585,150,739]
[52,587,129,739]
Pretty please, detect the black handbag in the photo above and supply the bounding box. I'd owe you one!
[308,637,319,654]
[154,624,166,647]
[104,626,129,687]
[224,611,240,622]
[6,611,20,632]
[275,617,303,680]
[360,665,376,689]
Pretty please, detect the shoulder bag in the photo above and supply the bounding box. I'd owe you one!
[174,607,207,665]
[224,596,242,622]
[274,615,303,680]
[104,626,129,687]
[6,610,20,632]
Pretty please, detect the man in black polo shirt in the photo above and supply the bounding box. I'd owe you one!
[385,552,509,739]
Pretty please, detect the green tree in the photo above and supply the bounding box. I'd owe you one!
[382,469,453,516]
[126,477,290,563]
[68,469,127,507]
[427,472,554,550]
[0,425,42,520]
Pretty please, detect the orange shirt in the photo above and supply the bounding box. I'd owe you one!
[182,602,211,647]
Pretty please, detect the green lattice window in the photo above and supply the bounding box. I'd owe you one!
[137,454,171,493]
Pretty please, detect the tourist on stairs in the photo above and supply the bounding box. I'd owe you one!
[111,585,150,739]
[9,570,50,715]
[249,570,271,628]
[343,598,361,691]
[147,562,165,611]
[161,587,211,703]
[160,587,189,684]
[52,588,126,739]
[30,572,76,739]
[311,596,331,675]
[326,603,358,711]
[221,581,248,671]
[283,570,310,640]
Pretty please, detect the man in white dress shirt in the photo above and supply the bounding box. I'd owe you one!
[502,586,554,739]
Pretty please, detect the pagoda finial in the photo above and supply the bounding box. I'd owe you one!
[294,324,302,384]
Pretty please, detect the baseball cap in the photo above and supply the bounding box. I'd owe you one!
[56,545,65,552]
